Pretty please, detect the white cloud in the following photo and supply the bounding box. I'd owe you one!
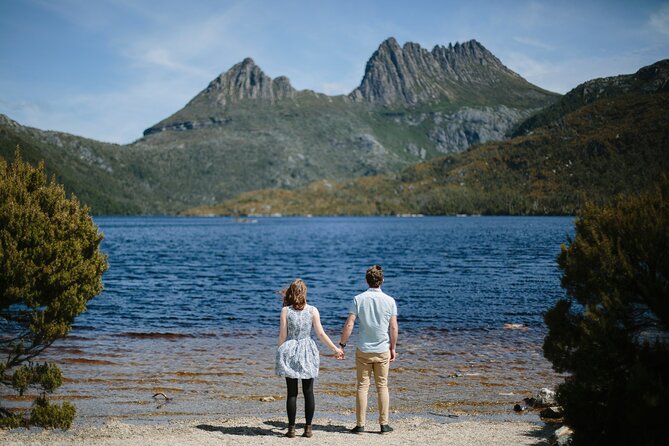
[649,4,669,35]
[513,36,556,52]
[504,52,554,79]
[0,76,199,144]
[320,82,355,96]
[503,50,658,95]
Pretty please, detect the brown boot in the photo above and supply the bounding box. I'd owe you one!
[302,424,313,438]
[285,425,296,438]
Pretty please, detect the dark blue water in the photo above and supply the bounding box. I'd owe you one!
[81,216,571,334]
[25,216,574,422]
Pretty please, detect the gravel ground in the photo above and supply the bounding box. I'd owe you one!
[0,416,554,445]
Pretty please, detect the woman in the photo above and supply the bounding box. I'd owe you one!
[276,279,343,438]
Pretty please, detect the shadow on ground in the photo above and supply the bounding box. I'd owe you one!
[522,422,557,445]
[196,423,278,437]
[264,419,349,433]
[195,419,350,437]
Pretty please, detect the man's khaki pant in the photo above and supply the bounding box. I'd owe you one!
[355,349,390,426]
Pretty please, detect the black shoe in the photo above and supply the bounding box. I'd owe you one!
[380,425,393,434]
[350,425,364,434]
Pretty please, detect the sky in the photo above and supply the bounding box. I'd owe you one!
[1,0,668,144]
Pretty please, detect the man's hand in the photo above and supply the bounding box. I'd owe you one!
[390,347,397,362]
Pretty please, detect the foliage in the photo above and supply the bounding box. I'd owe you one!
[12,363,63,396]
[543,182,669,445]
[0,412,22,429]
[29,397,76,430]
[0,150,108,429]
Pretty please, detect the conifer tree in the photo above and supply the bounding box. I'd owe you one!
[0,150,108,429]
[544,181,669,445]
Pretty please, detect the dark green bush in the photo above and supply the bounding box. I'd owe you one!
[0,149,108,429]
[544,181,669,445]
[29,397,76,430]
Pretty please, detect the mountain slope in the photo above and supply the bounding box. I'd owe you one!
[184,62,669,216]
[512,59,669,136]
[128,39,556,212]
[1,38,558,214]
[0,115,150,214]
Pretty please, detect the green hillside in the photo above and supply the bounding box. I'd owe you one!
[184,88,669,216]
[0,115,149,215]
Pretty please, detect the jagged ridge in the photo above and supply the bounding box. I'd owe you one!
[349,38,537,106]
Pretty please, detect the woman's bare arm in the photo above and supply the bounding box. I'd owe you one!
[312,308,342,356]
[278,307,288,346]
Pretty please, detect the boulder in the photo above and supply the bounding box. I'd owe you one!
[540,406,563,419]
[535,388,556,407]
[522,397,537,407]
[551,425,573,446]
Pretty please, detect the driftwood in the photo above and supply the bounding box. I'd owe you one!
[152,392,173,400]
[428,411,459,418]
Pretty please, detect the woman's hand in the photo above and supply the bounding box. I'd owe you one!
[333,347,344,359]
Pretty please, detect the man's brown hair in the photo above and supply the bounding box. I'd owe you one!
[366,264,384,287]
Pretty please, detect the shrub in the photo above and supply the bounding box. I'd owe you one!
[544,181,669,445]
[0,149,108,429]
[29,397,76,430]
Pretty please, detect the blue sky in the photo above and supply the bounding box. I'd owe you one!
[1,0,668,144]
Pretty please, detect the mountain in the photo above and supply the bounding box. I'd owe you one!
[512,59,669,136]
[184,59,669,216]
[0,114,150,214]
[350,38,550,107]
[0,38,558,214]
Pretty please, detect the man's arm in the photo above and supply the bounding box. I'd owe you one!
[340,313,356,347]
[389,315,398,361]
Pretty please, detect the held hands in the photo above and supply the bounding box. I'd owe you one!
[333,347,344,359]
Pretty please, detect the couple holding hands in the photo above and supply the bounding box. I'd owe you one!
[275,264,399,438]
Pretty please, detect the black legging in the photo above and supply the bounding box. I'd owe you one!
[285,377,314,425]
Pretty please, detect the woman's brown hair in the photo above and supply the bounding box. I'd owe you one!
[282,279,307,310]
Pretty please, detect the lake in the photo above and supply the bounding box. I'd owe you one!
[17,216,574,423]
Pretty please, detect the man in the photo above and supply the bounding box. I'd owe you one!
[339,264,398,434]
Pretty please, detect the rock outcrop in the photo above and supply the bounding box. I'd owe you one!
[203,58,296,105]
[349,38,531,106]
[143,58,296,135]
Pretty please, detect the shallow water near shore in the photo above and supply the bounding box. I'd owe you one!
[4,216,572,424]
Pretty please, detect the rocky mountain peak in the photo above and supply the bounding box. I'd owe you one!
[142,58,296,136]
[350,37,528,105]
[201,58,295,106]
